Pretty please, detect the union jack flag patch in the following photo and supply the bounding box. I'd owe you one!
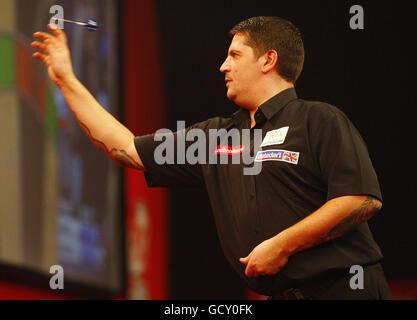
[254,149,299,165]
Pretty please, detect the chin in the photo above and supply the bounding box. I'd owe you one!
[225,92,242,107]
[227,90,252,109]
[226,90,237,101]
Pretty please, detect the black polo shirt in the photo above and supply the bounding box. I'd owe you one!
[134,88,384,296]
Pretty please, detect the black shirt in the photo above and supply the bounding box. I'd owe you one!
[134,88,383,296]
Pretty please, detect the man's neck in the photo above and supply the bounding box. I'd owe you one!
[248,82,294,128]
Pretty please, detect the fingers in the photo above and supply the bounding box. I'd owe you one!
[32,52,47,64]
[33,24,67,44]
[47,24,68,43]
[33,31,53,41]
[240,252,255,277]
[239,250,252,265]
[32,25,68,64]
[245,264,257,278]
[30,41,49,54]
[239,257,249,264]
[241,252,264,277]
[245,265,251,277]
[245,263,265,278]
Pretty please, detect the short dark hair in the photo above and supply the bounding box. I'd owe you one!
[229,16,304,83]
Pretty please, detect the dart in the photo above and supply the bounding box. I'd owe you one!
[52,18,99,32]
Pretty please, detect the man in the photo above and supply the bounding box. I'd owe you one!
[32,16,391,299]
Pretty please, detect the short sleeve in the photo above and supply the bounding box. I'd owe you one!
[309,105,383,202]
[134,122,207,188]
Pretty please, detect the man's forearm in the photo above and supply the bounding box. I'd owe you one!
[275,195,382,256]
[59,76,144,170]
[32,24,144,169]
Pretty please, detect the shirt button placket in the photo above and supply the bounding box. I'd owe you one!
[249,176,260,237]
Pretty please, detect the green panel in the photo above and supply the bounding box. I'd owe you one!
[0,35,15,88]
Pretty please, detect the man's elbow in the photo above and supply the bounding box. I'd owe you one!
[372,198,383,212]
[358,196,382,224]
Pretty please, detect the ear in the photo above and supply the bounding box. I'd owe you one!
[261,49,278,73]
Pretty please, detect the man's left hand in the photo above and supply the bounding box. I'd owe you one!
[239,237,289,277]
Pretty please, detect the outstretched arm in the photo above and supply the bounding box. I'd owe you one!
[31,24,144,170]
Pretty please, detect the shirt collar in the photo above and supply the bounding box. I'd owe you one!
[232,87,298,127]
[258,87,298,120]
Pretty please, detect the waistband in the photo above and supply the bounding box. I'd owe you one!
[270,262,381,300]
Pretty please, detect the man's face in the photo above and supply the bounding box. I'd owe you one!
[220,33,263,108]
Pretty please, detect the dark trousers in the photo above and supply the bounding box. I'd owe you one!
[271,263,392,300]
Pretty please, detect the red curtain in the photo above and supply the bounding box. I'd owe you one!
[123,0,168,300]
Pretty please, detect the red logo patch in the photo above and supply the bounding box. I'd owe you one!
[214,145,245,155]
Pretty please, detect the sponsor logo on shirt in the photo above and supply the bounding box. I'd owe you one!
[214,145,245,155]
[254,149,299,165]
[260,126,289,147]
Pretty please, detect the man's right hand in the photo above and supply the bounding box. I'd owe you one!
[31,24,75,87]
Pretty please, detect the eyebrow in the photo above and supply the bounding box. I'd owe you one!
[228,49,242,55]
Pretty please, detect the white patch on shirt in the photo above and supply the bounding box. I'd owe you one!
[260,126,289,147]
[254,149,299,165]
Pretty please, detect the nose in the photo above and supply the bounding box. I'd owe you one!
[219,57,229,73]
